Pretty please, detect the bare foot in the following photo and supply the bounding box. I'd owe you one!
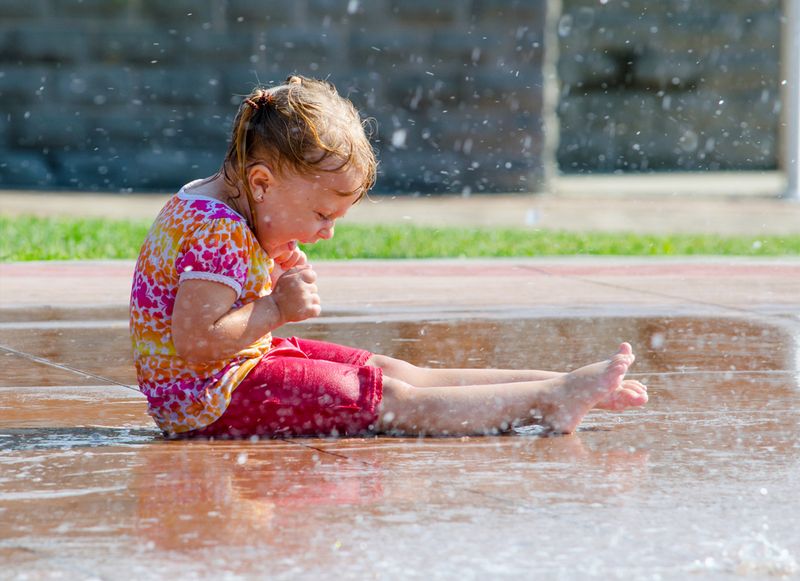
[595,379,648,411]
[539,343,635,434]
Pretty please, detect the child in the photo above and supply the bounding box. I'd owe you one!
[129,75,647,439]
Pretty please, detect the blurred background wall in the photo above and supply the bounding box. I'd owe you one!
[0,0,784,195]
[558,0,782,174]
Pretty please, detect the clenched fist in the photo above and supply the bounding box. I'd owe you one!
[270,265,321,324]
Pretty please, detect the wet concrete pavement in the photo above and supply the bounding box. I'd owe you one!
[1,257,799,579]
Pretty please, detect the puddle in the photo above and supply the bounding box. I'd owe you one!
[1,315,799,578]
[0,427,159,452]
[2,314,797,388]
[0,305,128,324]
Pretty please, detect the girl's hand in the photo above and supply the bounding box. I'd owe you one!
[270,265,321,324]
[272,240,307,271]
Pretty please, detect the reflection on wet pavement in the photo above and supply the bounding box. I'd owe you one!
[1,315,799,578]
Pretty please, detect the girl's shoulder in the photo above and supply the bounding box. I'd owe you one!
[145,181,264,254]
[172,183,246,225]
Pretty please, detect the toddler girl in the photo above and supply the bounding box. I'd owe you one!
[129,75,647,439]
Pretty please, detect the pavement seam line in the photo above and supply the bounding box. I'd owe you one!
[0,344,139,393]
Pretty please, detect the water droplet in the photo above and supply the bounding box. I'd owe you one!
[558,14,573,37]
[679,130,699,152]
[391,129,407,148]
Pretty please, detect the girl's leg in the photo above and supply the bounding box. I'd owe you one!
[375,343,636,436]
[366,353,648,411]
[366,354,562,386]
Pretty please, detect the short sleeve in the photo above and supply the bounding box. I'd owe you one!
[176,219,250,297]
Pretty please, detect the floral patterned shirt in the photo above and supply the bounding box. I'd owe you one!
[129,185,273,434]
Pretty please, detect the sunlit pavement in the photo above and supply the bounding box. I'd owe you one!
[1,257,799,578]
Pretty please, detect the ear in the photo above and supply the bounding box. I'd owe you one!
[247,163,276,201]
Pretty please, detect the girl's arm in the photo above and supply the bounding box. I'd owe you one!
[172,265,319,363]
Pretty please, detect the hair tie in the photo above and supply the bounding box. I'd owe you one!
[244,92,274,110]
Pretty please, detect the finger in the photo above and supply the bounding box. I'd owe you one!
[293,250,309,267]
[282,264,313,277]
[298,268,317,283]
[281,255,300,270]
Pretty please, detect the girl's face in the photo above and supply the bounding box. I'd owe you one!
[248,162,363,257]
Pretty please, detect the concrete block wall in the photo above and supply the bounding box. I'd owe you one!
[0,0,785,193]
[557,0,782,173]
[0,0,547,194]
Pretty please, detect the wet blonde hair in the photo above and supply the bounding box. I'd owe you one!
[223,75,377,229]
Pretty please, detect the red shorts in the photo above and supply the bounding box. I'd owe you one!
[188,337,383,439]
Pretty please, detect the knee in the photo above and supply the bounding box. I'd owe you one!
[381,376,414,399]
[367,354,422,380]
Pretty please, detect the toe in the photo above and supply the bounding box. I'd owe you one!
[617,387,648,407]
[612,353,634,368]
[624,380,647,393]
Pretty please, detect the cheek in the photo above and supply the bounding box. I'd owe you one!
[255,213,273,234]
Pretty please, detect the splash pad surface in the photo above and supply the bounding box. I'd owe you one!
[1,259,798,579]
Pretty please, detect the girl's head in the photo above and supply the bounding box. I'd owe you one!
[223,75,377,235]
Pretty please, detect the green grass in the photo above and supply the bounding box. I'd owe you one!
[2,215,799,261]
[1,216,153,261]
